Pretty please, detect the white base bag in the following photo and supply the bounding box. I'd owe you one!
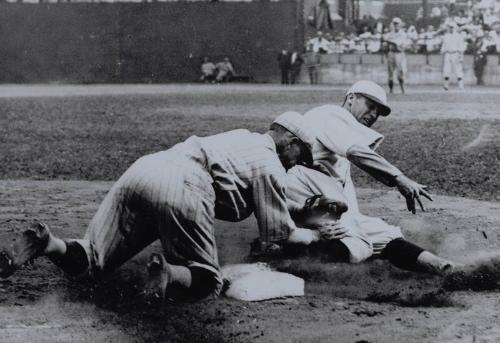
[221,263,305,301]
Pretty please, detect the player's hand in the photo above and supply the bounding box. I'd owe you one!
[395,174,433,214]
[312,222,348,240]
[305,195,348,219]
[249,238,283,260]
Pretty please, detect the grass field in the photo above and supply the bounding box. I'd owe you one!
[1,84,500,343]
[1,84,499,200]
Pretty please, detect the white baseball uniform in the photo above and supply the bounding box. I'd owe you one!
[286,105,403,263]
[441,31,466,79]
[73,129,300,296]
[386,30,408,80]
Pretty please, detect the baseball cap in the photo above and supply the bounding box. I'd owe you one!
[272,111,316,166]
[346,80,391,116]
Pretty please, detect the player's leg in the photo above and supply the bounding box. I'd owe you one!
[0,154,167,279]
[57,152,186,277]
[397,53,406,94]
[387,55,395,93]
[145,166,222,302]
[455,53,464,90]
[443,53,451,90]
[356,215,457,275]
[313,66,319,84]
[280,69,286,84]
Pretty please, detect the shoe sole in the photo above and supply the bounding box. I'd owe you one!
[144,253,170,305]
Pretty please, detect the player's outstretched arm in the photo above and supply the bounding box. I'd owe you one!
[346,144,402,186]
[394,174,433,214]
[346,145,433,213]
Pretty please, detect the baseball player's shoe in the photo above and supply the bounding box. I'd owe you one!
[417,252,461,276]
[144,252,171,305]
[0,222,50,278]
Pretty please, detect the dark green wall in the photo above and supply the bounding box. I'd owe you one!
[0,2,303,83]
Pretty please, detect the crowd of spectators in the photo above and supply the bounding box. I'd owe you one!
[306,0,500,55]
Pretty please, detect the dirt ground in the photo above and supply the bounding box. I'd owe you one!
[1,180,500,343]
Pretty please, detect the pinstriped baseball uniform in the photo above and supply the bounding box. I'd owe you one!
[286,105,403,263]
[74,129,299,296]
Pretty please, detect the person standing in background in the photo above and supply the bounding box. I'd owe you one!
[303,46,321,85]
[473,31,488,85]
[440,22,466,90]
[384,17,408,94]
[290,50,304,85]
[277,49,291,85]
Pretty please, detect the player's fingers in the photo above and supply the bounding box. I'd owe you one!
[321,231,334,240]
[334,226,348,234]
[415,195,425,212]
[420,188,433,201]
[406,195,415,214]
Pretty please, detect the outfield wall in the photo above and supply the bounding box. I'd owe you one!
[299,54,500,86]
[0,2,303,83]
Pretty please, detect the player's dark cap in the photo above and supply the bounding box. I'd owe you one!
[272,111,316,167]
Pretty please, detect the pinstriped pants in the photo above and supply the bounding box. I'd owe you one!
[73,150,223,295]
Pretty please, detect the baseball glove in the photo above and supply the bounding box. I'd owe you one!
[304,194,348,221]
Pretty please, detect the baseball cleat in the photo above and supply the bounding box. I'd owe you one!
[0,222,50,278]
[417,252,460,276]
[144,253,171,305]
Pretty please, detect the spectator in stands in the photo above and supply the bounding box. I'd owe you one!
[215,57,235,83]
[200,57,216,83]
[359,26,372,54]
[426,25,441,53]
[431,6,442,18]
[407,25,419,53]
[346,33,357,53]
[416,6,424,22]
[417,28,427,53]
[368,27,382,54]
[335,32,350,53]
[325,32,336,53]
[307,31,333,54]
[485,27,498,53]
[290,50,304,85]
[454,9,471,27]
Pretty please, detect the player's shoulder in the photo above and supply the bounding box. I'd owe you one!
[304,104,352,120]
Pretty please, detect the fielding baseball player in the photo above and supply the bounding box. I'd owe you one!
[385,17,408,94]
[282,81,458,275]
[441,22,466,90]
[0,112,343,302]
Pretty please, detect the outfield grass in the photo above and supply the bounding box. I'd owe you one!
[1,86,499,201]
